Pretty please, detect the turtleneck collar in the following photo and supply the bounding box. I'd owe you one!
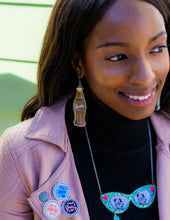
[82,79,149,151]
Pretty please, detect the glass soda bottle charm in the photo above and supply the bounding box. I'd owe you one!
[73,82,86,127]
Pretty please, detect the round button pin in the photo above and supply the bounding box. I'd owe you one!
[62,198,80,217]
[43,200,61,219]
[53,183,70,201]
[39,192,48,202]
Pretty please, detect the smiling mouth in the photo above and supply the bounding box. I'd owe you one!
[119,90,155,107]
[124,92,152,101]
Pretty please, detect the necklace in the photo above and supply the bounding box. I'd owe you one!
[84,120,156,220]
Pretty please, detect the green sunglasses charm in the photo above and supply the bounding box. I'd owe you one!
[100,184,156,220]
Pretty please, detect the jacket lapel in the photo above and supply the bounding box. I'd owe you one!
[151,112,170,220]
[26,96,90,219]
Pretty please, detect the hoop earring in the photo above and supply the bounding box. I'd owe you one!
[73,80,87,127]
[155,95,161,111]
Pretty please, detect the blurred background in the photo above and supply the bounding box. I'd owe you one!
[0,0,55,135]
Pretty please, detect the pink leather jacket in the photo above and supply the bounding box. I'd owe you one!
[0,96,170,220]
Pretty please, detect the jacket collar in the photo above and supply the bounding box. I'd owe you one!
[25,95,170,153]
[151,110,170,145]
[25,96,69,153]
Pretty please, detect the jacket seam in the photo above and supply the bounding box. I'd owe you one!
[157,146,170,160]
[0,176,21,205]
[0,131,28,205]
[13,140,45,159]
[7,129,33,195]
[0,140,21,205]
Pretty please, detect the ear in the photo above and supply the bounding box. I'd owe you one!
[72,53,85,79]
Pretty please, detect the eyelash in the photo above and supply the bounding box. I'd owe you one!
[105,45,168,62]
[105,54,127,62]
[149,45,167,54]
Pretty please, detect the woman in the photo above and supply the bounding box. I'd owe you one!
[0,0,170,219]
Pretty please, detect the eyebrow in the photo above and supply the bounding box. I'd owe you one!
[96,42,129,49]
[149,31,167,43]
[96,31,167,49]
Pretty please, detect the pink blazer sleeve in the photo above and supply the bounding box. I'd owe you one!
[0,129,33,220]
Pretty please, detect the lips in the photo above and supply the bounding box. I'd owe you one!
[125,92,152,101]
[119,89,156,107]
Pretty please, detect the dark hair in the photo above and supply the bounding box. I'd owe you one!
[21,0,170,120]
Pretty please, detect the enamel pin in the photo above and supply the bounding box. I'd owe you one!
[62,198,80,217]
[53,183,70,201]
[43,200,61,219]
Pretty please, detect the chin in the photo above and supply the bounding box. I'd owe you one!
[123,110,155,121]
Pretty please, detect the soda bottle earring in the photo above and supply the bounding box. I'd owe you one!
[73,80,87,127]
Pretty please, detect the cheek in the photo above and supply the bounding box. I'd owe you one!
[160,64,169,88]
[153,53,170,82]
[84,59,126,87]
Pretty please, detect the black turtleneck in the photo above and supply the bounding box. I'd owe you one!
[65,83,159,219]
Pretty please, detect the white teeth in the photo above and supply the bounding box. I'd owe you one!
[125,93,152,101]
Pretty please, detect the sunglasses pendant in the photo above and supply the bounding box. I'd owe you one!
[100,184,156,220]
[84,115,156,219]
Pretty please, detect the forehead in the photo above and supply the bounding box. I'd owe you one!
[86,0,165,45]
[102,0,162,24]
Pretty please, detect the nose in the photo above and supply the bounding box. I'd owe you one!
[128,56,155,86]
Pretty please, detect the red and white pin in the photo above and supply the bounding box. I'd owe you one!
[43,200,61,219]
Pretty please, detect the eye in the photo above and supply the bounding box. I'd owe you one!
[150,45,167,54]
[105,54,127,62]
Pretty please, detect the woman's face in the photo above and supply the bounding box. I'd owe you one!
[79,0,170,120]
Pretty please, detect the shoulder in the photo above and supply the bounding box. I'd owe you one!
[151,110,170,127]
[151,111,170,158]
[0,116,42,160]
[0,118,35,157]
[0,98,70,200]
[0,119,35,204]
[151,110,170,142]
[151,110,170,135]
[0,96,69,158]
